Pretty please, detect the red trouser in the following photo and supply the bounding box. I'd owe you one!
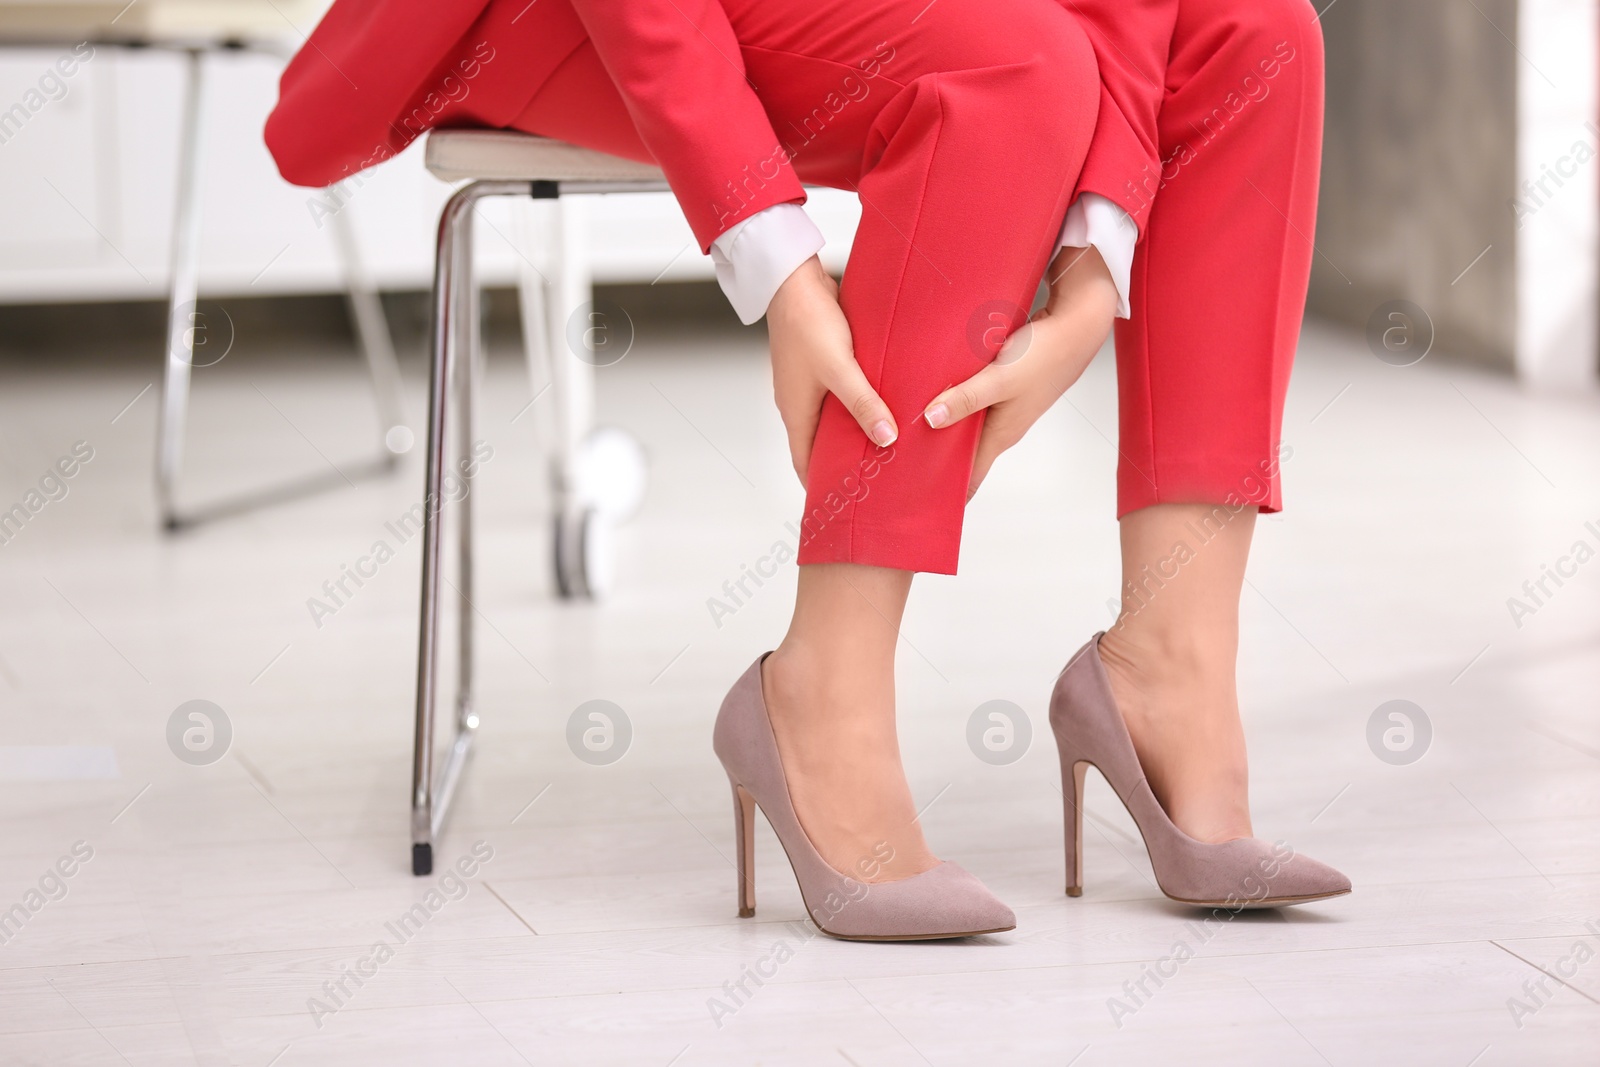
[512,0,1324,575]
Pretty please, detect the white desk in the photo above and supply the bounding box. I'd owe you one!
[0,0,863,304]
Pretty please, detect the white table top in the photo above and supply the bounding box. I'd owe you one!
[0,0,330,46]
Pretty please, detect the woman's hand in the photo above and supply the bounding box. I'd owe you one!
[767,255,897,484]
[922,245,1119,500]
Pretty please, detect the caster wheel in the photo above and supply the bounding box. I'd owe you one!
[574,427,648,521]
[384,425,415,455]
[553,507,612,599]
[412,842,433,876]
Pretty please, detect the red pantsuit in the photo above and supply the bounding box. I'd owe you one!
[266,0,1324,575]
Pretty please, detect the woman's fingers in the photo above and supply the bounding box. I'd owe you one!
[773,373,826,485]
[965,399,1028,501]
[767,256,894,482]
[921,360,1010,430]
[822,354,898,448]
[783,402,821,484]
[922,258,1117,496]
[967,440,1002,501]
[921,322,1034,429]
[778,358,890,486]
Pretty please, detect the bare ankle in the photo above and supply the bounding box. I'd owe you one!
[760,645,809,714]
[1102,622,1236,692]
[765,641,893,714]
[758,642,938,881]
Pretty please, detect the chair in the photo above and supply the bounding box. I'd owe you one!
[409,129,668,875]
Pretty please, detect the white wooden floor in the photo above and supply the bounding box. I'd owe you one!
[0,311,1597,1065]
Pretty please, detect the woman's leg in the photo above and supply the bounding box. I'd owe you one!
[735,0,1099,877]
[515,0,1101,877]
[1102,0,1325,842]
[507,39,652,162]
[1101,503,1256,842]
[780,32,1099,575]
[1113,0,1323,515]
[760,565,936,880]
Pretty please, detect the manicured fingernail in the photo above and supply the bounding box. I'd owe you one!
[924,404,948,429]
[871,420,897,447]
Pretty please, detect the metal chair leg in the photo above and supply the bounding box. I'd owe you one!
[540,196,610,599]
[439,195,479,823]
[411,180,525,876]
[512,197,558,452]
[155,48,206,530]
[547,196,590,513]
[409,176,655,871]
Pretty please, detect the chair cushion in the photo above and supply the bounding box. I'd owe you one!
[424,129,667,184]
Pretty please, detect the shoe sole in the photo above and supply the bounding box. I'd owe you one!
[819,923,1017,942]
[1166,887,1353,909]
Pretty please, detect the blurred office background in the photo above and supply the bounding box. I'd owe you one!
[0,1,1596,1064]
[1,1,1593,381]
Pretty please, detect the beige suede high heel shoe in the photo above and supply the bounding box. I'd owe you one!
[1050,634,1351,908]
[713,654,1016,941]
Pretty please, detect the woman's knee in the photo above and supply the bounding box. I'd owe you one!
[1254,0,1323,72]
[1192,0,1324,74]
[1002,5,1098,120]
[907,0,1099,113]
[909,5,1100,158]
[1022,13,1100,131]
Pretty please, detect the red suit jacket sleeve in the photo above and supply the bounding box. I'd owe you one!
[563,0,806,249]
[1068,0,1182,238]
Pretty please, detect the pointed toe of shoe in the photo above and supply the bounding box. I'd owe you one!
[1160,838,1351,908]
[933,863,1018,934]
[1231,843,1351,906]
[819,862,1015,941]
[1272,852,1351,902]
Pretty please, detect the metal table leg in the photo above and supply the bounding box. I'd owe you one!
[155,48,205,530]
[153,46,407,530]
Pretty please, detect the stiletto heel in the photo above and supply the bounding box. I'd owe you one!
[1049,634,1351,908]
[730,778,757,918]
[1063,758,1087,897]
[713,654,1015,941]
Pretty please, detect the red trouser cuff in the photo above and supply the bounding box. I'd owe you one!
[1116,450,1290,520]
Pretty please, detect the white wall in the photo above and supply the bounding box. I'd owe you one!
[0,44,863,304]
[1516,0,1599,389]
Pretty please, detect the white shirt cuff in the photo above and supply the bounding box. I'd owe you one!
[1057,192,1136,319]
[710,203,825,325]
